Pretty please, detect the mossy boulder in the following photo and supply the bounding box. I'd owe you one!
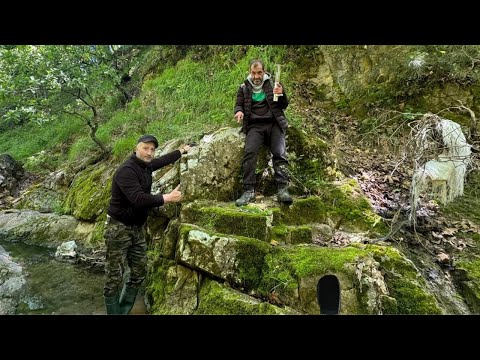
[0,210,92,248]
[270,181,385,235]
[315,179,387,233]
[148,218,181,260]
[63,163,114,222]
[14,185,64,214]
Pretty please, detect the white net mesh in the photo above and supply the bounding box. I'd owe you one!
[409,116,472,223]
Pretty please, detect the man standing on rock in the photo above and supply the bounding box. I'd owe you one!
[103,134,190,315]
[234,59,293,206]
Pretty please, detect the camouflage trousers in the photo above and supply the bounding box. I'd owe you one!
[103,219,147,297]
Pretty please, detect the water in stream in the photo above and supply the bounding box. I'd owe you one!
[0,239,106,315]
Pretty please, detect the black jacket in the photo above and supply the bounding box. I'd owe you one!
[107,150,181,226]
[234,78,289,134]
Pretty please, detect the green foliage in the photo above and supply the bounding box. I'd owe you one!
[0,45,147,158]
[67,136,98,162]
[112,135,139,158]
[0,114,84,171]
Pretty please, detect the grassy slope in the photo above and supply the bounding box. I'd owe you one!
[0,46,296,172]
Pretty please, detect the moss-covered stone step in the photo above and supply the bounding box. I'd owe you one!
[144,257,299,315]
[271,181,387,234]
[181,201,273,241]
[195,278,300,315]
[176,223,271,289]
[271,225,313,244]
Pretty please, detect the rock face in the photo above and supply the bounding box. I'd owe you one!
[152,127,245,202]
[0,154,24,199]
[0,245,26,315]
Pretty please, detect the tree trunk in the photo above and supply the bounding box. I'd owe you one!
[87,112,109,156]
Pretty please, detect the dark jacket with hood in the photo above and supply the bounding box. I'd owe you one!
[107,150,181,226]
[234,75,289,134]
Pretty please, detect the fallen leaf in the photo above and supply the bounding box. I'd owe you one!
[436,253,450,263]
[441,228,457,236]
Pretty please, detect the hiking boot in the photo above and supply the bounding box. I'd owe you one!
[235,190,256,206]
[277,185,293,205]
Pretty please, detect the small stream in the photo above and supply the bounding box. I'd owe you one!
[0,239,106,315]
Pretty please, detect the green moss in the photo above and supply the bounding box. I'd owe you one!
[63,164,113,221]
[390,279,442,314]
[289,226,313,244]
[286,246,365,278]
[271,208,282,225]
[88,220,106,248]
[281,197,325,225]
[270,225,312,244]
[179,223,270,289]
[271,225,289,242]
[236,238,271,289]
[367,245,442,314]
[182,204,271,240]
[259,245,365,297]
[195,279,287,315]
[316,180,387,233]
[455,259,480,313]
[277,182,385,234]
[144,256,175,314]
[286,125,328,195]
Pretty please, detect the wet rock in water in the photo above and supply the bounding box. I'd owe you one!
[0,245,26,314]
[55,241,78,262]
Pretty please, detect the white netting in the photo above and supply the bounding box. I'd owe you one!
[409,115,472,223]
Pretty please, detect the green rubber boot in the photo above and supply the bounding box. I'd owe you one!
[119,285,139,315]
[104,291,121,315]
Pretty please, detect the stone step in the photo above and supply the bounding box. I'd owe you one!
[176,223,270,288]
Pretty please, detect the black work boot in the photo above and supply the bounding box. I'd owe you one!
[119,285,139,315]
[277,184,293,205]
[235,189,256,206]
[104,291,121,315]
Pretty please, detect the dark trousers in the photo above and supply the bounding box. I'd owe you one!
[242,120,288,189]
[103,221,147,297]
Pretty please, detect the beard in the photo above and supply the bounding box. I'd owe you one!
[136,153,152,163]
